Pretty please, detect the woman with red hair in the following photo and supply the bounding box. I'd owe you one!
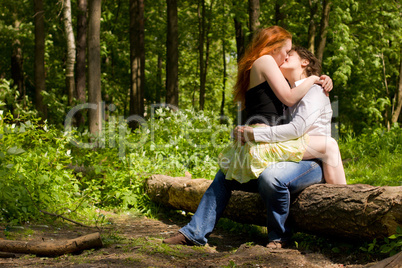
[164,26,333,249]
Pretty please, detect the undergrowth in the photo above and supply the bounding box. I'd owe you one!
[0,108,400,261]
[339,126,402,186]
[0,108,232,224]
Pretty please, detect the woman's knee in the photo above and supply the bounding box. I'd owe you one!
[258,168,282,193]
[326,137,340,156]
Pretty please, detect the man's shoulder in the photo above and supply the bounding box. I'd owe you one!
[305,84,328,99]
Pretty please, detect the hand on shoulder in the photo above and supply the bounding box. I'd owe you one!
[316,74,333,95]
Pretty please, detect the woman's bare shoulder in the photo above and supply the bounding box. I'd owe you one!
[249,55,277,89]
[253,55,275,67]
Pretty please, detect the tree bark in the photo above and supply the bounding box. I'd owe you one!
[34,0,47,120]
[146,175,402,241]
[391,54,402,123]
[11,10,24,104]
[274,0,286,28]
[155,0,164,105]
[88,0,102,135]
[63,0,76,107]
[370,251,402,268]
[220,38,227,124]
[248,0,260,42]
[381,53,391,130]
[129,0,145,128]
[307,0,317,53]
[0,252,16,258]
[0,232,102,257]
[198,0,213,111]
[156,54,163,104]
[75,0,87,127]
[316,0,331,63]
[234,18,245,62]
[166,0,179,107]
[198,0,205,110]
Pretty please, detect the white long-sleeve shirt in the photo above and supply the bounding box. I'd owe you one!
[253,79,332,142]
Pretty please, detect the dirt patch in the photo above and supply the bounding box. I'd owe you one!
[0,211,384,267]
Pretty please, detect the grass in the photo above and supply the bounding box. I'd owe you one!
[339,127,402,186]
[344,158,402,186]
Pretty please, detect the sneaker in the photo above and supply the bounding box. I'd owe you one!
[266,240,288,249]
[163,232,195,246]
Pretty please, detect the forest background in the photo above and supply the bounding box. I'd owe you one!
[0,0,401,256]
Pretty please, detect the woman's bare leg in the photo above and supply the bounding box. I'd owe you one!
[302,136,346,184]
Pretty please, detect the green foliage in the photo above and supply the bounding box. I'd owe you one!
[0,108,229,222]
[360,226,402,257]
[339,126,402,186]
[1,105,401,225]
[292,232,355,255]
[0,108,231,222]
[0,112,80,223]
[132,107,232,178]
[0,78,37,119]
[69,108,232,212]
[223,260,237,268]
[1,0,401,132]
[381,227,402,256]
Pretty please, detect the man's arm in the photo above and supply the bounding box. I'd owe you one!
[253,86,329,142]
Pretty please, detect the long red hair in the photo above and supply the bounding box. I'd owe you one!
[234,26,292,108]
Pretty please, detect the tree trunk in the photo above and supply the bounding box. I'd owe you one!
[88,0,102,135]
[203,2,212,108]
[166,0,179,107]
[129,0,145,128]
[234,18,245,62]
[316,0,331,63]
[307,0,317,53]
[156,54,163,104]
[75,0,87,127]
[289,183,402,241]
[248,0,260,42]
[198,0,213,111]
[381,53,391,130]
[34,0,47,120]
[0,232,102,257]
[370,251,402,268]
[274,0,286,28]
[155,1,164,105]
[63,0,76,107]
[391,54,402,123]
[220,38,227,124]
[198,0,205,110]
[146,175,402,241]
[11,11,24,105]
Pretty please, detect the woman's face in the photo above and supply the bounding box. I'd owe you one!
[271,39,292,67]
[280,50,302,71]
[280,50,309,81]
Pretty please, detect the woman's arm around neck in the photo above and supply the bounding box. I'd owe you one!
[250,55,319,107]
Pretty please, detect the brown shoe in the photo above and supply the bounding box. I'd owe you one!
[163,232,195,246]
[266,240,288,249]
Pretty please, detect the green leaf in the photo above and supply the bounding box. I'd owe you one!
[7,146,25,155]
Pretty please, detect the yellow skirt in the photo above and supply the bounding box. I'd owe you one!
[218,135,310,184]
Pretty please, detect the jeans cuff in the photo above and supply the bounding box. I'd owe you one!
[178,230,205,246]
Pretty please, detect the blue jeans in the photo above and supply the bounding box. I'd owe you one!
[179,160,323,245]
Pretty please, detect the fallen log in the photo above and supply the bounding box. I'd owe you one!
[0,232,103,257]
[370,251,402,268]
[146,174,402,241]
[0,252,16,258]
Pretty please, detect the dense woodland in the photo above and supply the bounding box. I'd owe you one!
[0,0,401,134]
[0,1,401,256]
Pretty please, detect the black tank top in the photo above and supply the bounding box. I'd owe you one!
[244,81,285,125]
